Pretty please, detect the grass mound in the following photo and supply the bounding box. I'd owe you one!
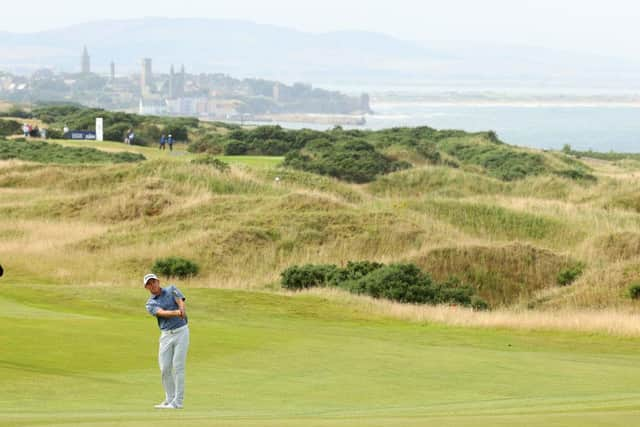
[0,139,145,164]
[411,199,583,244]
[411,244,577,307]
[605,191,640,213]
[1,127,640,309]
[594,232,640,261]
[368,165,507,197]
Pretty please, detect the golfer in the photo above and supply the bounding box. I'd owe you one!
[144,273,189,409]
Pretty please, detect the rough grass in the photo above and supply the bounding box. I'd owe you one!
[1,137,640,312]
[0,139,145,163]
[410,244,575,307]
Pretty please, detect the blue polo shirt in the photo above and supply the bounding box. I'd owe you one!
[146,285,188,331]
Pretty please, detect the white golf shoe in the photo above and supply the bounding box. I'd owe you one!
[154,401,172,409]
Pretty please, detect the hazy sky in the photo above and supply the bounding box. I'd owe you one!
[3,0,640,59]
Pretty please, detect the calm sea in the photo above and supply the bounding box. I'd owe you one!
[248,104,640,153]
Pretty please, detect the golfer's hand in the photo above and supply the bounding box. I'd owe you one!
[179,308,186,318]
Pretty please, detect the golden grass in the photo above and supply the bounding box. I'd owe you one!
[2,140,640,325]
[298,287,640,337]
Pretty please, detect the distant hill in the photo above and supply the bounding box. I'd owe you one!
[2,17,640,88]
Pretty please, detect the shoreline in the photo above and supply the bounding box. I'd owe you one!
[372,99,640,108]
[241,113,367,126]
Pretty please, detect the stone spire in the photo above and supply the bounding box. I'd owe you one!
[81,46,90,74]
[169,64,175,98]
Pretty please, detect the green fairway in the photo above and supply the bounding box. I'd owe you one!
[1,285,639,427]
[49,139,283,167]
[214,155,284,168]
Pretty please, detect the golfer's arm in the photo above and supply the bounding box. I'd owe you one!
[155,308,182,318]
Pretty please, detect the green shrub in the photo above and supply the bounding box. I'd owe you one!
[557,263,585,286]
[5,106,32,119]
[628,284,640,300]
[281,264,339,290]
[0,119,21,137]
[345,264,475,305]
[329,260,384,285]
[152,257,200,279]
[284,139,411,183]
[485,130,503,144]
[280,261,484,307]
[224,140,249,155]
[104,122,133,142]
[45,128,64,139]
[439,140,547,181]
[471,296,490,311]
[554,169,597,182]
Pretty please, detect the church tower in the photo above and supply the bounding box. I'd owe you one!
[169,64,175,98]
[81,46,90,74]
[141,58,153,96]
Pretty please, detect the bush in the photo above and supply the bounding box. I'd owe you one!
[471,296,490,311]
[284,139,411,183]
[345,264,474,305]
[329,260,384,285]
[554,169,597,182]
[628,284,640,300]
[104,122,133,142]
[152,257,200,279]
[281,264,339,290]
[224,140,249,155]
[45,128,64,139]
[557,263,585,286]
[0,119,21,137]
[281,261,485,307]
[5,106,32,119]
[439,140,547,181]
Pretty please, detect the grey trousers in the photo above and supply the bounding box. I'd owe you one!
[159,325,190,406]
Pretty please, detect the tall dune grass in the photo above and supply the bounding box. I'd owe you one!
[2,144,640,321]
[299,287,640,337]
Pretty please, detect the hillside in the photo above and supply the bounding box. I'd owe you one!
[1,115,640,311]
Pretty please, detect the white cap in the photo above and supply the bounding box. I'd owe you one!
[143,273,158,286]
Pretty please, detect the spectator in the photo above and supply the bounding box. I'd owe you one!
[22,123,29,137]
[159,134,166,150]
[168,134,174,151]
